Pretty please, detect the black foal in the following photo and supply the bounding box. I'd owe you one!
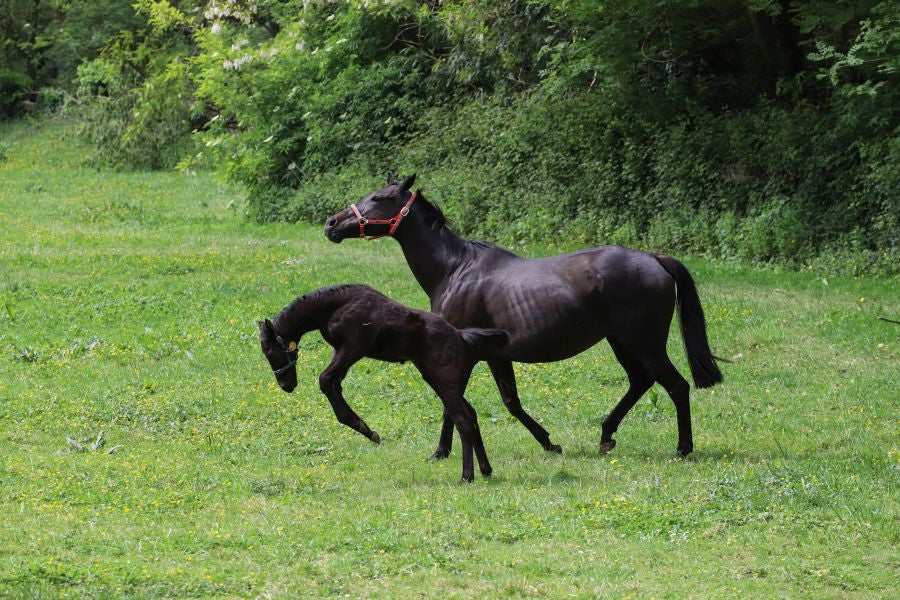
[259,284,506,482]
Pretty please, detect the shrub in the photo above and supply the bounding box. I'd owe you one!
[0,69,32,119]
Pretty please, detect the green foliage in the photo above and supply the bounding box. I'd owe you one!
[286,90,897,275]
[73,6,199,170]
[0,0,143,110]
[0,69,32,118]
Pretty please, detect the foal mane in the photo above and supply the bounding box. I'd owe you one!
[274,284,359,332]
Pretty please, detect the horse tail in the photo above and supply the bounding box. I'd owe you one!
[459,328,509,360]
[653,254,723,389]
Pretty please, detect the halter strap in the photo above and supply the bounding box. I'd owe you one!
[349,191,416,240]
[272,334,298,375]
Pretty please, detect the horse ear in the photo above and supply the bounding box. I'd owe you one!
[399,173,416,192]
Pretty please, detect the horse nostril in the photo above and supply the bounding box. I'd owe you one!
[326,217,337,228]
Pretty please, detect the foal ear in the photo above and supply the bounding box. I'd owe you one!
[263,319,276,332]
[399,173,416,192]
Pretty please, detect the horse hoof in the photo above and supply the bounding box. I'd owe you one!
[546,443,563,454]
[369,431,381,444]
[599,440,617,454]
[676,445,693,457]
[459,475,474,484]
[480,466,493,478]
[429,448,451,460]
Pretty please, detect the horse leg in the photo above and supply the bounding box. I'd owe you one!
[439,392,492,482]
[319,348,381,444]
[430,411,456,460]
[419,360,490,482]
[640,353,693,456]
[488,360,562,454]
[600,337,655,454]
[430,360,476,460]
[461,396,492,477]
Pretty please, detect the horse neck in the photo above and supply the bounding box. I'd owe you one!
[274,286,347,339]
[394,213,468,299]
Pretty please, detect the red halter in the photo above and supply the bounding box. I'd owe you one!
[349,191,417,240]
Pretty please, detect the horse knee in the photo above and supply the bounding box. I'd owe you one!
[668,379,690,404]
[501,394,522,412]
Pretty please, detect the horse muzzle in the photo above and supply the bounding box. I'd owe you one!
[323,211,354,243]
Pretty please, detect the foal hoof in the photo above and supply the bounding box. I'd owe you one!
[429,448,451,460]
[368,431,381,444]
[599,439,617,454]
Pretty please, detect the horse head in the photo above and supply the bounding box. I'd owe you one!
[324,174,416,242]
[258,319,298,393]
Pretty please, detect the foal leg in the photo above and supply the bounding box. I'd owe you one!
[319,348,381,444]
[488,360,562,454]
[640,353,693,456]
[439,391,491,482]
[430,361,476,460]
[600,337,655,454]
[430,411,456,460]
[461,395,492,477]
[420,359,490,482]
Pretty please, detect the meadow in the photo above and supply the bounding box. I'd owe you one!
[1,121,897,598]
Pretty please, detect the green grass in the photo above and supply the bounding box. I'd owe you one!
[1,120,897,598]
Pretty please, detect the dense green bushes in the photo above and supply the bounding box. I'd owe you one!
[285,91,897,274]
[3,0,897,274]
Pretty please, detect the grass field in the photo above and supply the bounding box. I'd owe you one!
[1,121,897,598]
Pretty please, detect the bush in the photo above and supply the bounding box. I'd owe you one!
[73,22,197,170]
[0,70,32,119]
[280,90,897,275]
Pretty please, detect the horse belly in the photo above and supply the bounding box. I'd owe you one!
[435,270,608,362]
[506,322,606,363]
[493,293,608,363]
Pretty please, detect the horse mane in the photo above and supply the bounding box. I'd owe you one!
[274,284,360,332]
[414,190,448,232]
[414,189,513,256]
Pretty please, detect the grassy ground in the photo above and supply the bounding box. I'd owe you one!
[1,121,897,598]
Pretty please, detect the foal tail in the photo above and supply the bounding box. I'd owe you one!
[460,328,509,360]
[653,254,724,389]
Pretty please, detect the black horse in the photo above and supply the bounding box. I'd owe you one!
[324,175,723,458]
[259,284,507,482]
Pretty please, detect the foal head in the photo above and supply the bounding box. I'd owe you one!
[324,174,417,242]
[258,319,298,393]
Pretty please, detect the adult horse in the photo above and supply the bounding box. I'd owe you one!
[324,175,723,458]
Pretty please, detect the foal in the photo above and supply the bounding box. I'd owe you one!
[259,284,506,482]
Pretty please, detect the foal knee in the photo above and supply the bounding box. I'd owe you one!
[318,373,333,395]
